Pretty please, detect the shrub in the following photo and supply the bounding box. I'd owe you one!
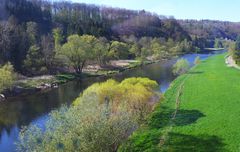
[17,105,137,152]
[194,56,201,65]
[0,62,15,93]
[172,58,190,75]
[74,77,159,122]
[17,78,159,152]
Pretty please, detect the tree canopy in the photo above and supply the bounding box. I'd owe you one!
[0,63,15,93]
[172,58,190,75]
[59,35,98,73]
[17,78,159,151]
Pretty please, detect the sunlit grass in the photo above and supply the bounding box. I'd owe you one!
[120,53,240,152]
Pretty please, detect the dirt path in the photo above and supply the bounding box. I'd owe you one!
[159,76,188,147]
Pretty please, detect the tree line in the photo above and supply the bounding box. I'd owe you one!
[0,0,194,76]
[179,19,240,49]
[1,0,238,76]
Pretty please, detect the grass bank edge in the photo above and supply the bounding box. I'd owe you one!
[118,53,225,151]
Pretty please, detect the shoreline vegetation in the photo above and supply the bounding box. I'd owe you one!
[17,77,160,151]
[1,48,223,100]
[1,48,220,100]
[16,52,228,151]
[1,0,231,103]
[1,59,157,99]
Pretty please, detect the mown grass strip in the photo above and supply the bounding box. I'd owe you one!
[120,53,240,152]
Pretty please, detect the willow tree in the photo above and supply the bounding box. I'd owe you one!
[17,78,158,152]
[0,63,15,93]
[59,34,98,74]
[172,58,190,76]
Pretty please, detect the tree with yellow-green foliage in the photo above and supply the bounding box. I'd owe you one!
[0,62,15,93]
[108,41,129,60]
[59,34,98,74]
[17,78,159,152]
[74,77,159,122]
[172,58,190,76]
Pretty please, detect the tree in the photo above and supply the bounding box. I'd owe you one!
[227,41,236,57]
[94,37,110,67]
[129,43,141,58]
[0,63,15,93]
[151,38,164,59]
[52,28,64,51]
[194,56,201,65]
[172,58,190,75]
[170,44,182,56]
[233,35,240,63]
[26,22,38,45]
[41,35,55,70]
[214,39,223,48]
[23,45,46,75]
[109,41,129,59]
[0,17,28,71]
[140,47,149,61]
[59,34,98,74]
[17,78,158,152]
[74,77,158,122]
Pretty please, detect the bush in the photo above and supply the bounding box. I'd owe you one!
[17,105,137,152]
[74,77,158,122]
[194,56,201,65]
[172,58,190,75]
[0,62,15,92]
[17,78,159,152]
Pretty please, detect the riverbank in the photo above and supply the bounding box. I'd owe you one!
[0,50,224,152]
[120,53,240,151]
[2,60,157,99]
[1,49,222,100]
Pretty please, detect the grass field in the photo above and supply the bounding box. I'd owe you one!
[119,53,240,152]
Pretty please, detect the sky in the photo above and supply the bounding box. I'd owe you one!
[70,0,240,22]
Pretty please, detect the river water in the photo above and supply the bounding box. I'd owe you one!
[0,51,224,152]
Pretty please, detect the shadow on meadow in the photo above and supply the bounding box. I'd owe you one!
[188,71,204,75]
[162,133,226,152]
[120,107,225,152]
[121,130,225,152]
[148,106,205,129]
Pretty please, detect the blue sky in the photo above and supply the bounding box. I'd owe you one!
[71,0,240,22]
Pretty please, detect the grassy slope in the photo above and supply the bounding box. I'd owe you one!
[120,53,240,152]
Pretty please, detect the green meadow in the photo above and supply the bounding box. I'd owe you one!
[120,53,240,152]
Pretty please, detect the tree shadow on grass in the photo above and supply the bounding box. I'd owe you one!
[148,106,205,129]
[162,133,226,152]
[120,106,225,152]
[121,131,225,152]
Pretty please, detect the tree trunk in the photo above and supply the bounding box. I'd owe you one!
[74,61,86,74]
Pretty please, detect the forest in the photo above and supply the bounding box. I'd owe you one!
[0,0,237,77]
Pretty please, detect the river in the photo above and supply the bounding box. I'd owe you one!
[0,51,225,152]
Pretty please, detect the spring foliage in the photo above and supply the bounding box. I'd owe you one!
[17,77,159,152]
[172,58,190,75]
[0,63,15,93]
